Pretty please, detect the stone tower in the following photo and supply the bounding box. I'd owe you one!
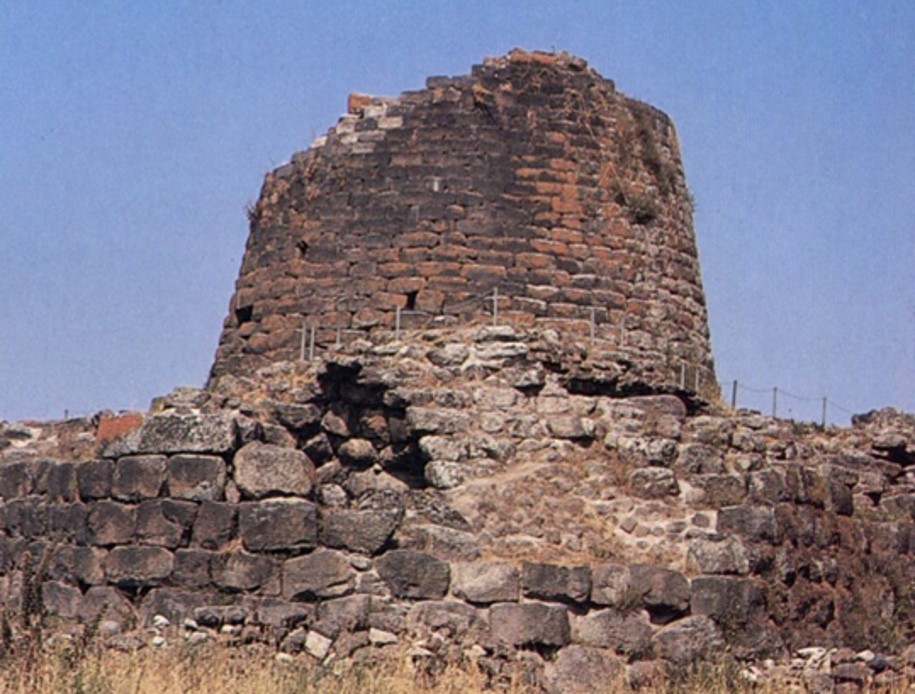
[210,50,716,397]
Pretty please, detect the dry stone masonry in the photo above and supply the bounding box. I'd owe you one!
[2,322,914,691]
[211,49,716,399]
[0,51,913,692]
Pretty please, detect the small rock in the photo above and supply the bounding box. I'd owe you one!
[152,614,171,629]
[305,630,333,660]
[368,628,398,645]
[629,468,679,499]
[186,631,210,645]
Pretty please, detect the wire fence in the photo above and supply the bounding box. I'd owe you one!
[721,378,856,427]
[295,287,717,398]
[51,289,860,427]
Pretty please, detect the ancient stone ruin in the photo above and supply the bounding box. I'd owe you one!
[1,51,913,692]
[211,48,716,400]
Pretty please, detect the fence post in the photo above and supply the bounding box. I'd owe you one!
[679,363,686,389]
[492,287,499,326]
[395,306,402,341]
[694,368,700,393]
[731,380,738,409]
[589,307,596,343]
[821,397,827,428]
[308,325,316,361]
[772,386,778,418]
[299,319,307,361]
[336,326,342,347]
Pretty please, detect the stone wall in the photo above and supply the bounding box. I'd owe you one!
[211,50,716,397]
[1,325,913,690]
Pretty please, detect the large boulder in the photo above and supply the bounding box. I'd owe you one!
[282,549,356,601]
[686,536,750,575]
[521,562,591,603]
[105,546,174,587]
[573,609,653,659]
[167,455,227,501]
[233,441,315,499]
[629,565,690,620]
[111,455,166,501]
[239,499,317,552]
[545,645,624,694]
[490,602,571,647]
[651,615,724,665]
[320,508,401,555]
[101,413,239,457]
[375,549,450,599]
[452,561,520,603]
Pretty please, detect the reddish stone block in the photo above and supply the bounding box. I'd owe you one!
[96,412,144,444]
[347,92,371,114]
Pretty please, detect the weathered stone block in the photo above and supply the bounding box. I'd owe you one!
[690,575,765,629]
[546,645,624,694]
[546,416,595,441]
[406,407,471,435]
[651,615,724,665]
[76,459,113,500]
[6,497,48,538]
[748,468,788,503]
[406,600,485,641]
[193,604,248,628]
[629,564,690,618]
[282,548,356,601]
[336,438,378,468]
[320,508,400,555]
[674,443,725,475]
[452,561,519,603]
[101,413,238,457]
[521,562,591,603]
[49,545,106,586]
[233,441,315,499]
[689,473,747,507]
[172,548,213,587]
[313,594,371,637]
[105,546,174,587]
[167,455,226,501]
[375,549,450,599]
[135,499,197,548]
[629,467,679,499]
[141,588,205,627]
[48,503,89,544]
[490,602,570,647]
[239,499,317,552]
[191,500,237,550]
[88,501,136,546]
[248,597,315,630]
[42,580,82,619]
[41,462,79,502]
[418,435,467,462]
[591,563,635,607]
[211,551,277,592]
[717,505,779,542]
[0,462,34,499]
[686,535,750,575]
[573,609,653,658]
[112,455,166,501]
[272,403,322,434]
[79,585,134,623]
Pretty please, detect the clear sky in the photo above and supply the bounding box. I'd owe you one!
[1,1,912,424]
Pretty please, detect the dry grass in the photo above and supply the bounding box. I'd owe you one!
[0,641,498,694]
[0,640,910,694]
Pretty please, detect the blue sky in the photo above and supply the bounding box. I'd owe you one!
[1,1,912,424]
